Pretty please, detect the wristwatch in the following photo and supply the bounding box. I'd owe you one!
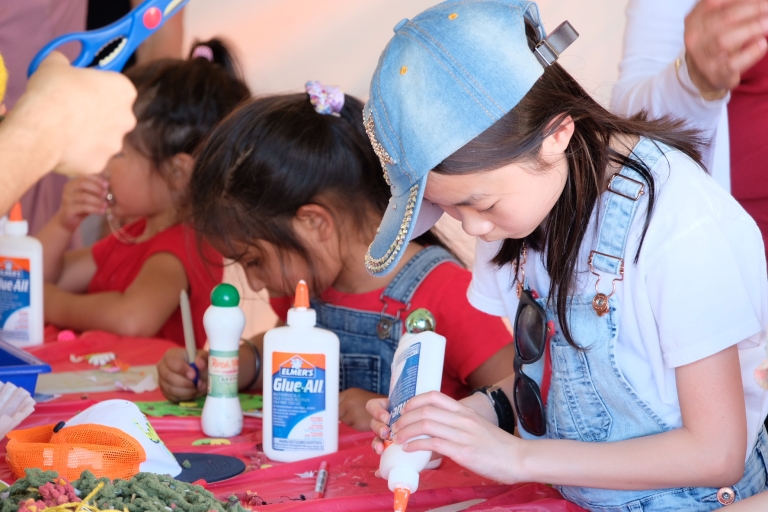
[471,385,516,435]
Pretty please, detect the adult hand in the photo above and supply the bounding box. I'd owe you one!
[386,391,521,484]
[157,347,208,402]
[339,388,384,431]
[13,52,136,175]
[55,175,109,232]
[684,0,768,97]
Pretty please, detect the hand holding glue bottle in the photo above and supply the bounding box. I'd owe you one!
[201,283,245,438]
[379,309,446,512]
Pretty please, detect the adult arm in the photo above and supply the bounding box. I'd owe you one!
[45,252,187,337]
[613,0,768,122]
[0,52,135,213]
[611,0,726,135]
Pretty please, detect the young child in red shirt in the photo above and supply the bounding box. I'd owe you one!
[37,39,250,347]
[157,85,514,430]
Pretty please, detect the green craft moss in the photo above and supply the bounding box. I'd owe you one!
[0,469,246,512]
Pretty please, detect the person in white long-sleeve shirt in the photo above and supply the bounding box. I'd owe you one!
[612,0,768,259]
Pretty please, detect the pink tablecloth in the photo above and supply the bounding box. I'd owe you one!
[1,330,585,511]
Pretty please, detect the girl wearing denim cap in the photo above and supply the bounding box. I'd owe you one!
[365,1,768,509]
[156,84,515,431]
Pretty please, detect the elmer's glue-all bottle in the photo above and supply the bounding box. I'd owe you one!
[201,283,245,437]
[379,308,446,512]
[263,280,339,462]
[0,203,43,347]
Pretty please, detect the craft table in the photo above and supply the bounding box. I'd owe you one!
[0,330,585,511]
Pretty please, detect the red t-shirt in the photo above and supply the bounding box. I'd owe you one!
[88,220,223,347]
[270,261,512,399]
[729,54,768,262]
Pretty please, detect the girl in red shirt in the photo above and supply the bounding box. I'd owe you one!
[37,39,250,346]
[157,84,515,430]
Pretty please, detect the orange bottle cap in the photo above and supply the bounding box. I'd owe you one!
[393,487,411,512]
[9,202,22,221]
[294,280,310,309]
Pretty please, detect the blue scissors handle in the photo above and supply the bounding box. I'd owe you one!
[28,0,189,77]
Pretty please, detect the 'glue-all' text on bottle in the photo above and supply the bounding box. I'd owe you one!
[201,283,245,437]
[263,280,339,462]
[0,203,43,347]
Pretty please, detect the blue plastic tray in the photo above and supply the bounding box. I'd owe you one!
[0,339,51,395]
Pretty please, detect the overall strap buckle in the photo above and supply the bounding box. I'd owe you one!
[588,251,624,317]
[377,292,411,340]
[607,173,645,201]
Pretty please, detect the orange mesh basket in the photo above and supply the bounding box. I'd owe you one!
[6,423,146,481]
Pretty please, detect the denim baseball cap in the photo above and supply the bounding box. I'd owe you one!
[364,0,577,276]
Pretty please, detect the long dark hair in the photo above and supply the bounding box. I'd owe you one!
[125,38,250,176]
[190,92,450,294]
[434,23,705,348]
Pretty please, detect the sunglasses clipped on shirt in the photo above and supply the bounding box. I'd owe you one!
[513,288,554,437]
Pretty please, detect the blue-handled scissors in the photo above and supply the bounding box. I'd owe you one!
[27,0,189,77]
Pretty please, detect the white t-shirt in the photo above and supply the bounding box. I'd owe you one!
[468,147,768,459]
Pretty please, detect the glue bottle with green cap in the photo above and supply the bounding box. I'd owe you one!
[201,283,245,437]
[263,280,340,462]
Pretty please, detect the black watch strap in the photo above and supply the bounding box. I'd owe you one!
[471,385,516,435]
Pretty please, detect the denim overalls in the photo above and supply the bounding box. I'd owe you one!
[520,139,768,511]
[311,246,455,395]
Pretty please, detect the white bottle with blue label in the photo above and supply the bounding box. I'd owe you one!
[201,283,245,437]
[379,309,446,512]
[0,203,43,347]
[263,280,339,462]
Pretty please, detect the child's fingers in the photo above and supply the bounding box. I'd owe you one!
[367,399,391,439]
[70,175,109,196]
[161,348,191,373]
[159,363,195,387]
[158,357,198,402]
[185,365,198,381]
[194,351,208,370]
[370,417,390,440]
[158,367,198,400]
[372,438,385,455]
[160,382,197,402]
[366,397,390,422]
[68,191,107,212]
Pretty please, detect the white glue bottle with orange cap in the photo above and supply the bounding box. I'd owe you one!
[379,308,446,512]
[263,280,339,462]
[0,202,43,347]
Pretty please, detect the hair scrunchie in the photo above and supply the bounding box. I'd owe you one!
[306,80,344,116]
[191,45,214,62]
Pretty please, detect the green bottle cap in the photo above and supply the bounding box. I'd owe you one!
[210,283,240,307]
[405,308,436,334]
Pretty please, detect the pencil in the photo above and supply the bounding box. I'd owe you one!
[180,290,199,386]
